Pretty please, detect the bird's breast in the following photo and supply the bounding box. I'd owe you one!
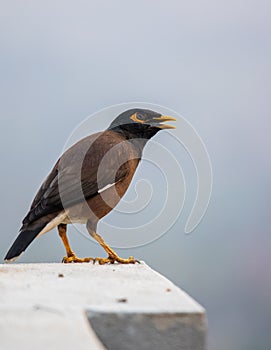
[63,157,140,225]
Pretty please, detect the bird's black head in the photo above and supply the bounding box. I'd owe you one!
[108,108,176,140]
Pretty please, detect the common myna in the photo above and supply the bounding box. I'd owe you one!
[5,109,176,264]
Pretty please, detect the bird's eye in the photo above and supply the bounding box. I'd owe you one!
[130,113,145,124]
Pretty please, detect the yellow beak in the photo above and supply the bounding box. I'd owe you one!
[153,115,177,129]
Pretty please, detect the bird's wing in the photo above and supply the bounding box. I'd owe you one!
[22,131,135,227]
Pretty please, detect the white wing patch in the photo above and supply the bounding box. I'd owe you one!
[98,182,116,194]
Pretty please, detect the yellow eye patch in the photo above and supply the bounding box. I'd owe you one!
[130,113,145,124]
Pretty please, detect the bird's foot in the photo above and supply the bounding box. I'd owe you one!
[62,254,94,263]
[93,254,140,265]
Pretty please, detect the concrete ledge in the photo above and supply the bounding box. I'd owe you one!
[0,262,207,350]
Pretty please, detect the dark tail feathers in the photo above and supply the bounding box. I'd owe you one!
[4,224,47,262]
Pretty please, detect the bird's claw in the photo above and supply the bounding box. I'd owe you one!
[62,254,94,263]
[93,255,140,265]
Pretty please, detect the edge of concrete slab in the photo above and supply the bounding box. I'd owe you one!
[0,262,207,350]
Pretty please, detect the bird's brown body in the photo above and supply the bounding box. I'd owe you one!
[5,109,176,263]
[26,130,140,237]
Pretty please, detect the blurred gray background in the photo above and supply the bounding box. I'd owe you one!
[0,1,270,349]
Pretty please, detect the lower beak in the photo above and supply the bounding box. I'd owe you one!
[153,115,177,129]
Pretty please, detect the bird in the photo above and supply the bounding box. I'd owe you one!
[4,108,176,264]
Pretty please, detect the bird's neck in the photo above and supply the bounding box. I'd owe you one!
[128,137,149,156]
[109,127,150,155]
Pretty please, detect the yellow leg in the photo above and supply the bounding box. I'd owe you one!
[91,231,140,265]
[58,224,93,263]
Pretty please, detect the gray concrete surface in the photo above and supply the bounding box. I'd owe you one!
[0,262,206,350]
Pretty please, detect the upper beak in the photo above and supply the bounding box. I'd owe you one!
[153,115,177,129]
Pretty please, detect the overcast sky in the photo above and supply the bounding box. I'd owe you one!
[1,1,271,349]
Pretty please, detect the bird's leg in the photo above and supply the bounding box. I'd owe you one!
[87,225,139,265]
[58,224,93,263]
[92,232,139,264]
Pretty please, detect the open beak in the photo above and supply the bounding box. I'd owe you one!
[153,115,177,129]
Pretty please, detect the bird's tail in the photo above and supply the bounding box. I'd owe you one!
[4,223,47,262]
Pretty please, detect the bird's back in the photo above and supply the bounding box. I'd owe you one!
[22,130,141,229]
